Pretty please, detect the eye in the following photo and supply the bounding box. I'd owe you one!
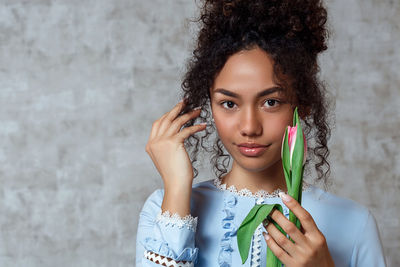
[263,99,281,108]
[221,100,237,110]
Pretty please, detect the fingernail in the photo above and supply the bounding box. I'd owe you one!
[279,192,292,202]
[179,97,188,103]
[193,106,202,110]
[263,232,270,240]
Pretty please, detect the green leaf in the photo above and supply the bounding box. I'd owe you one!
[238,204,264,230]
[237,204,283,264]
[267,246,282,267]
[297,175,303,204]
[293,107,300,126]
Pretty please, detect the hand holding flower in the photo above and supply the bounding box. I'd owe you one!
[263,192,335,267]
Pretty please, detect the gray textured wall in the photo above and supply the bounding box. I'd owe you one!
[0,0,398,266]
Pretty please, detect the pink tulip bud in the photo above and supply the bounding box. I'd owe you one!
[288,126,297,164]
[286,125,307,168]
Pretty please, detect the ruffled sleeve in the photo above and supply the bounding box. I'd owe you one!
[136,189,199,266]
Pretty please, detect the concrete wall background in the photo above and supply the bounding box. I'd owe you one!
[0,0,398,266]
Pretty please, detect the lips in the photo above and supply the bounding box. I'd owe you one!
[237,143,270,157]
[238,143,269,148]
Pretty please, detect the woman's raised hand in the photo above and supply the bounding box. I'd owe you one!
[145,100,206,215]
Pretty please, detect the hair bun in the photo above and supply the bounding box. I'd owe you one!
[202,0,328,54]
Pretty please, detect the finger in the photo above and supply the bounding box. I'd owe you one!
[175,123,207,143]
[165,108,202,136]
[156,101,187,137]
[266,220,297,257]
[269,209,307,247]
[279,192,319,234]
[165,99,188,122]
[263,232,291,264]
[150,111,170,139]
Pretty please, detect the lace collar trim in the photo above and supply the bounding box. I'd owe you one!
[213,177,311,199]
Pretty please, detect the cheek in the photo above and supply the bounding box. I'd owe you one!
[268,116,291,133]
[214,116,235,140]
[210,103,234,140]
[269,114,294,142]
[256,114,293,144]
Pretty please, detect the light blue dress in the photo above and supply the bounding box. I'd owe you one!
[136,178,386,267]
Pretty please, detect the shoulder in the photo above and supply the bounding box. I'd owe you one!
[303,185,376,253]
[303,184,370,220]
[192,178,218,192]
[302,184,373,244]
[304,185,386,266]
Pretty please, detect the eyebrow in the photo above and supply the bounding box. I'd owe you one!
[213,86,284,98]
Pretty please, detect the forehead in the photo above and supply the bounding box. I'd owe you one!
[210,47,291,98]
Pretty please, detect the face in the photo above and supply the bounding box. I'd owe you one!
[210,46,296,173]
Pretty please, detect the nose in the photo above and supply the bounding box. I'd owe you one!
[239,107,263,137]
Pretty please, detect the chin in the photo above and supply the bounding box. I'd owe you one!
[234,157,280,173]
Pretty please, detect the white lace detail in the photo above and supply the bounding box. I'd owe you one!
[213,177,310,199]
[250,223,264,267]
[144,250,194,267]
[156,210,198,231]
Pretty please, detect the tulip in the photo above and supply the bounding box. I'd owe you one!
[281,107,307,231]
[237,107,307,267]
[281,125,307,168]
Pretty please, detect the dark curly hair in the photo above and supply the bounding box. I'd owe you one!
[179,0,334,189]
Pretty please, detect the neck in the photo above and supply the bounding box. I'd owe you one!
[222,159,288,194]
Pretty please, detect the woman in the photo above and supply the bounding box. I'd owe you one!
[136,0,386,266]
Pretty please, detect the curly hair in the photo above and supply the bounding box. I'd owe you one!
[179,0,333,189]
